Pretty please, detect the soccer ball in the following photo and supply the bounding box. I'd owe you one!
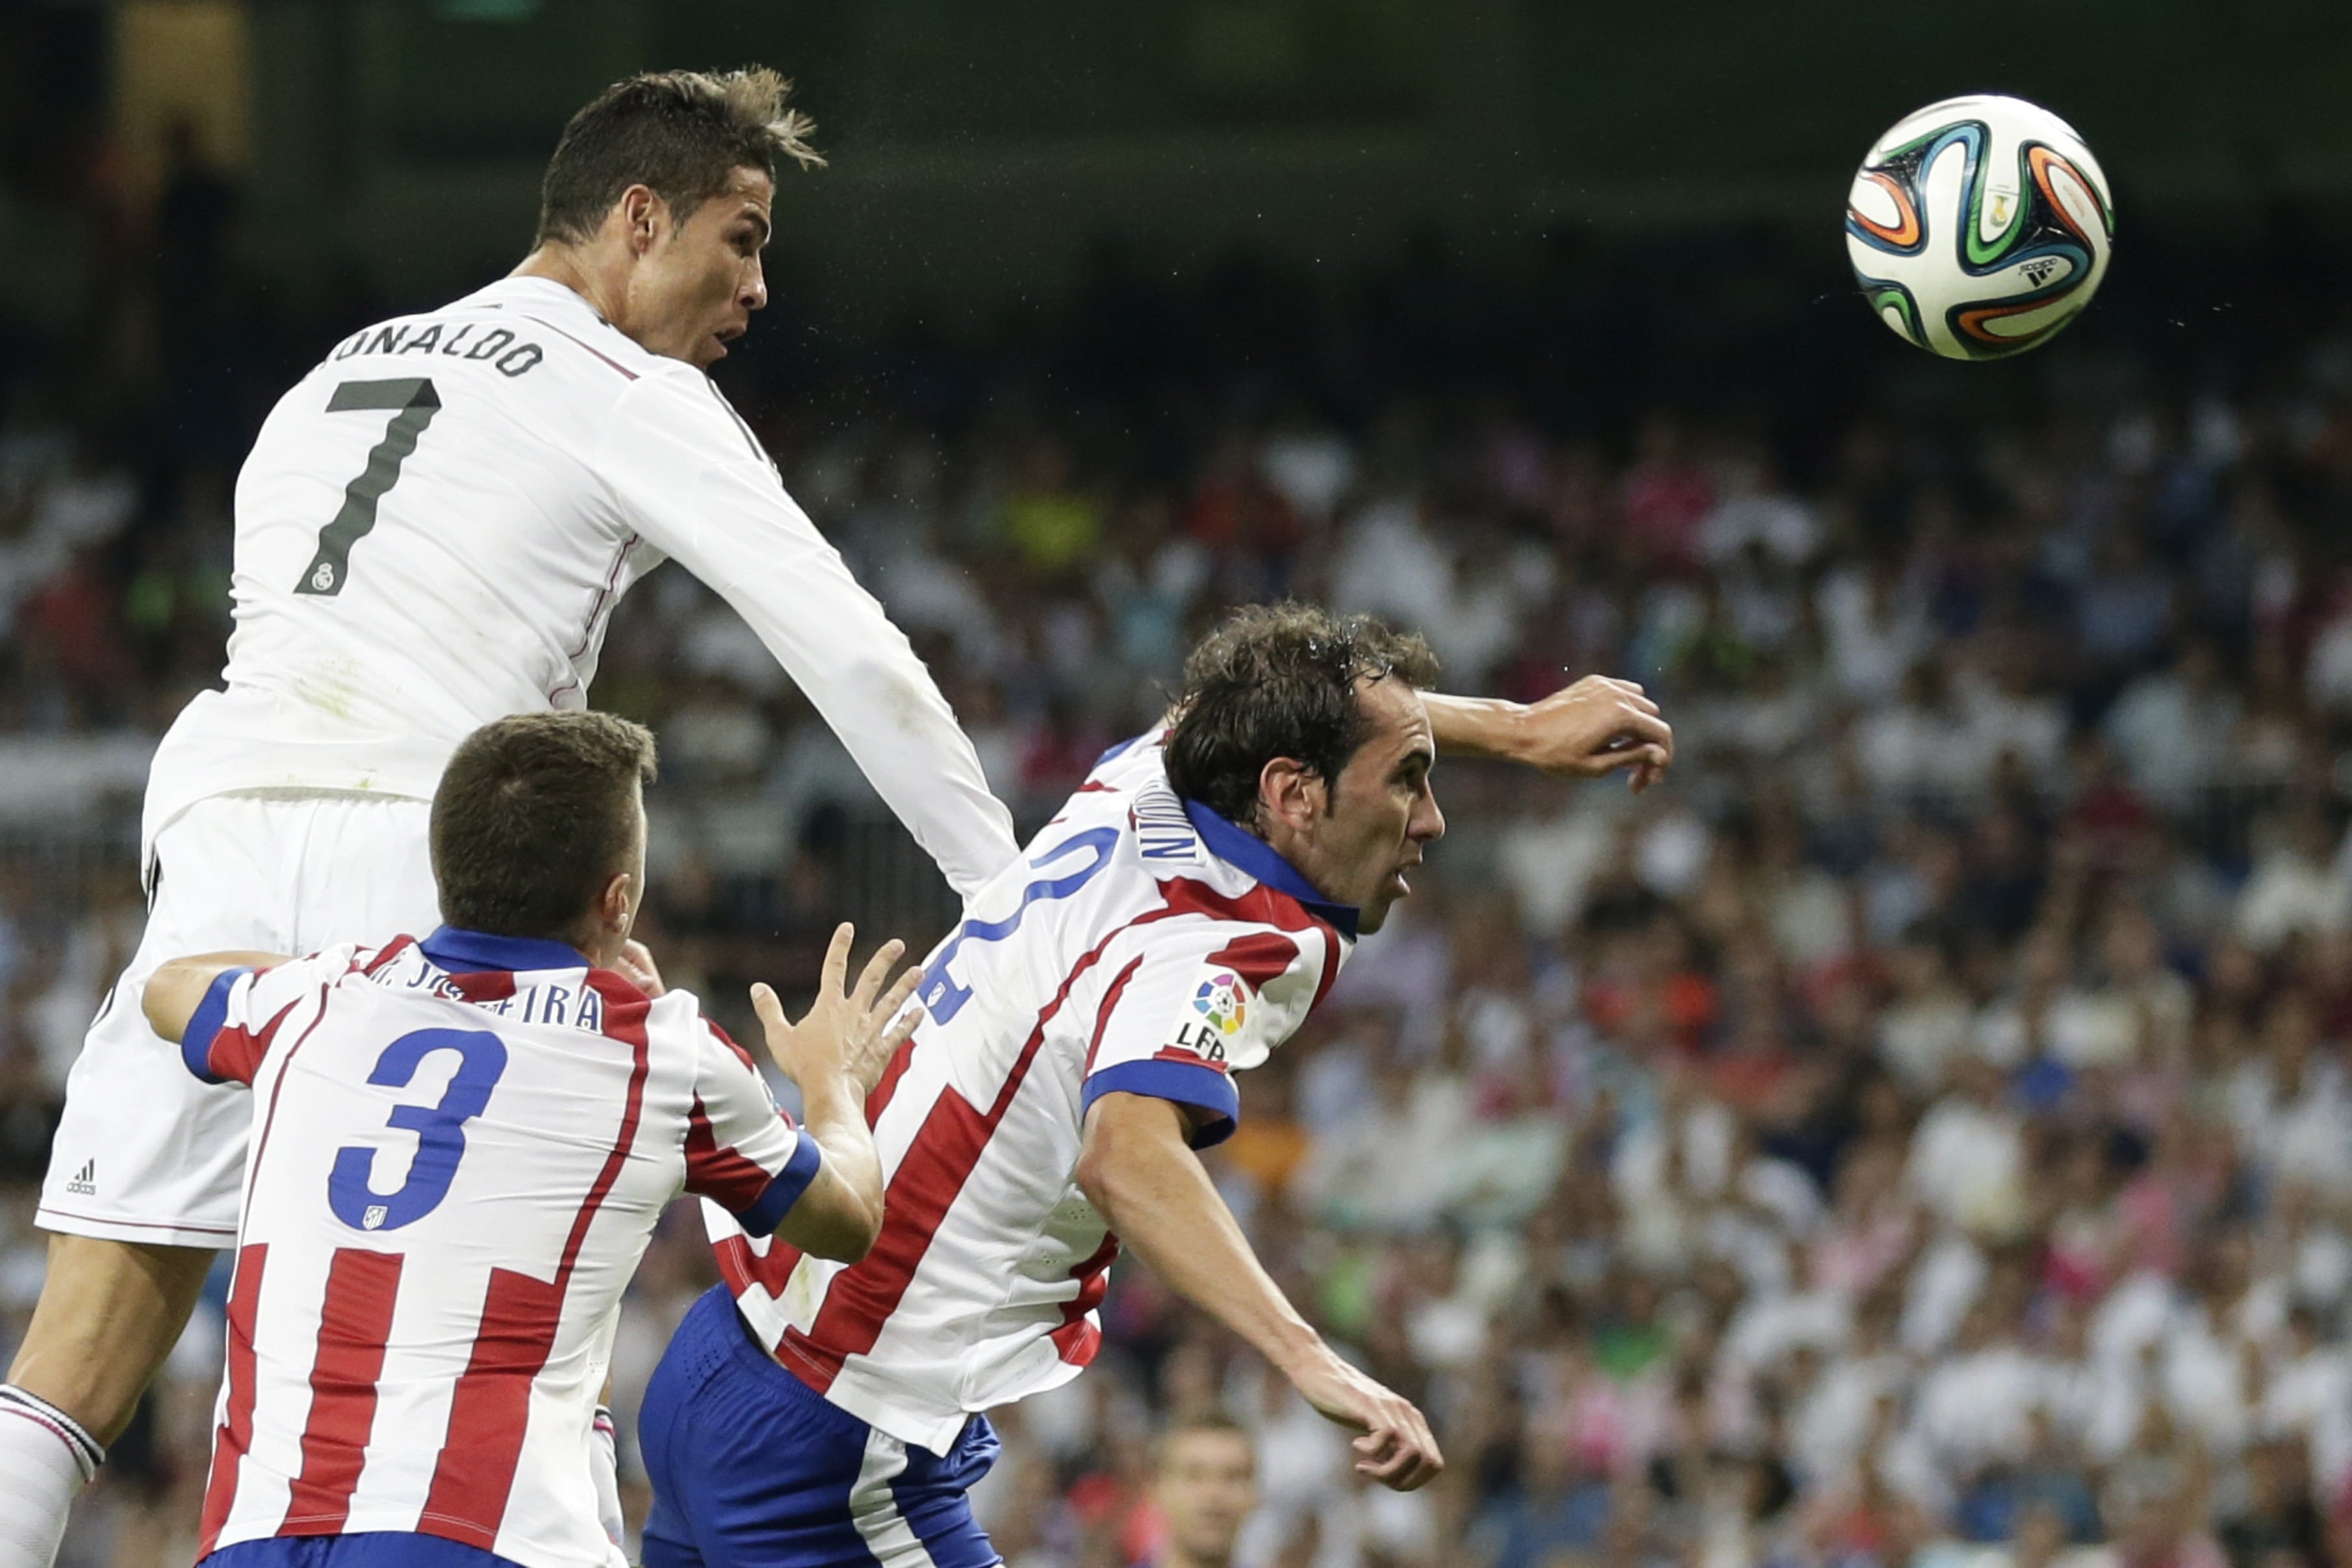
[1845,94,2115,360]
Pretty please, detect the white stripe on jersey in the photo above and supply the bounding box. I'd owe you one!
[709,733,1357,1454]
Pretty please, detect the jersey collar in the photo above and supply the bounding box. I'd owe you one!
[1180,800,1361,939]
[420,924,591,974]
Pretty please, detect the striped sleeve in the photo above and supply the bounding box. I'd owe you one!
[1077,920,1314,1149]
[181,948,360,1086]
[684,1020,822,1235]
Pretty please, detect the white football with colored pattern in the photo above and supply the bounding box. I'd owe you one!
[1846,94,2115,360]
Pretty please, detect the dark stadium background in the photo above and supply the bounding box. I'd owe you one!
[7,2,2352,1563]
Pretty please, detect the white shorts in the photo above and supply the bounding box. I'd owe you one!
[38,790,440,1248]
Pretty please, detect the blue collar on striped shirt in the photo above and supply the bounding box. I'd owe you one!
[419,924,591,974]
[1180,799,1361,939]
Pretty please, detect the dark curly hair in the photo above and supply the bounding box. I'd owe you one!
[1164,602,1439,830]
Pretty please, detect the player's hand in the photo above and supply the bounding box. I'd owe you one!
[750,924,923,1097]
[615,939,665,998]
[1285,1346,1444,1491]
[1515,674,1674,792]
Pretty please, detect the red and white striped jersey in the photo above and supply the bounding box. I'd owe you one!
[183,926,819,1568]
[707,733,1356,1454]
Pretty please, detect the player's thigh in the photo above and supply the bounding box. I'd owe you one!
[641,1288,935,1568]
[38,794,308,1246]
[284,792,439,954]
[5,1233,216,1443]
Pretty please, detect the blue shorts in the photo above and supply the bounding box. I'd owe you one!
[641,1285,1003,1568]
[207,1537,519,1568]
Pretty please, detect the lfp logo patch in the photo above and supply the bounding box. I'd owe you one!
[1192,972,1247,1036]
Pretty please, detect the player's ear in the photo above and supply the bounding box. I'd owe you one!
[1257,757,1322,835]
[616,184,661,255]
[595,868,634,935]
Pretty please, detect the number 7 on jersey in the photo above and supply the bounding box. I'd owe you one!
[294,377,442,596]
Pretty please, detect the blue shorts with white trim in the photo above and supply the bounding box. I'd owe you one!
[641,1284,1003,1568]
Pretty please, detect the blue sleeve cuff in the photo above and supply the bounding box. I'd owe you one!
[1081,1060,1240,1149]
[737,1130,824,1234]
[180,968,252,1084]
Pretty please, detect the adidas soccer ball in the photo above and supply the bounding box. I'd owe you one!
[1845,94,2115,360]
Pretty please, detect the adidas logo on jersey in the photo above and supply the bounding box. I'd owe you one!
[64,1159,96,1196]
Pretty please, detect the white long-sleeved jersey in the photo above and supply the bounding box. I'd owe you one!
[146,275,1016,894]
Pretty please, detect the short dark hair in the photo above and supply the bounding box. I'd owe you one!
[431,712,658,941]
[1164,602,1440,829]
[1156,1410,1255,1472]
[536,68,823,246]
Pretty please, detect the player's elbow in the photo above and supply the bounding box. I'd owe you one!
[831,1192,884,1263]
[1076,1095,1175,1222]
[1073,1157,1132,1236]
[142,959,208,1042]
[781,1184,883,1264]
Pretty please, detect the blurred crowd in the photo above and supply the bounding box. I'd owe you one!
[9,122,2352,1567]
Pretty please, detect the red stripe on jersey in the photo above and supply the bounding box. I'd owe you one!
[1049,1233,1121,1366]
[715,1230,805,1301]
[773,881,1323,1388]
[416,1267,565,1546]
[1163,877,1342,1007]
[563,972,654,1272]
[685,1096,774,1211]
[244,1002,334,1198]
[537,319,640,381]
[1205,931,1299,993]
[1160,876,1333,945]
[865,1034,917,1124]
[209,995,303,1087]
[444,970,516,1004]
[1079,955,1147,1078]
[198,1243,268,1554]
[361,937,415,978]
[706,1020,757,1074]
[283,1248,403,1531]
[787,917,1145,1389]
[418,968,652,1543]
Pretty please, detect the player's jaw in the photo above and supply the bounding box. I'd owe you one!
[1313,684,1445,936]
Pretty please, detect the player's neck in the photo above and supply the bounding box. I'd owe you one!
[510,246,626,334]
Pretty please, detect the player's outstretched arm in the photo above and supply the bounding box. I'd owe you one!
[749,924,921,1263]
[1422,676,1674,792]
[1077,1092,1444,1491]
[602,388,1021,898]
[142,952,290,1043]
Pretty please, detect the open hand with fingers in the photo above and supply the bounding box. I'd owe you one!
[750,924,923,1098]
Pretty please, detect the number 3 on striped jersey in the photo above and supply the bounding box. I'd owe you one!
[293,377,441,597]
[327,1027,508,1233]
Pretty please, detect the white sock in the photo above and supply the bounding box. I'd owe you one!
[0,1387,103,1568]
[591,1402,625,1549]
